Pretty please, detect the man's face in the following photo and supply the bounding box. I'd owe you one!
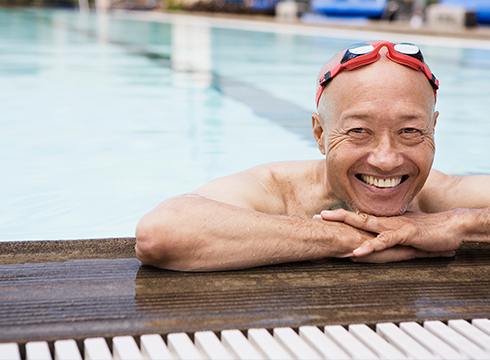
[314,57,438,216]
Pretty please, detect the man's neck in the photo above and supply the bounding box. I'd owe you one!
[313,160,353,214]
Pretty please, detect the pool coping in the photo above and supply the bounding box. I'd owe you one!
[111,9,490,47]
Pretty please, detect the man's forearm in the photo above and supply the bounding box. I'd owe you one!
[135,195,371,271]
[460,207,490,243]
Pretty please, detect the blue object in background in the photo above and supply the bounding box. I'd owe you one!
[310,0,387,19]
[439,0,490,24]
[249,0,280,10]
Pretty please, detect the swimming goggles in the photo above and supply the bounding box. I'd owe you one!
[315,41,439,107]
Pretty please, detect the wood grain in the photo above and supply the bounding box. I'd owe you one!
[1,239,489,347]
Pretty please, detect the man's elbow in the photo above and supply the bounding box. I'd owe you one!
[135,217,158,266]
[135,214,177,269]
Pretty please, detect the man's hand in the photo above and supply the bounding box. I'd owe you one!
[311,215,378,259]
[319,209,464,259]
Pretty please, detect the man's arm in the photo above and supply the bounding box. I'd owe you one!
[416,170,490,213]
[135,163,375,271]
[320,170,490,259]
[136,194,376,271]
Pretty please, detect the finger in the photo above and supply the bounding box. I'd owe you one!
[353,224,417,257]
[319,209,349,221]
[350,246,409,263]
[429,251,456,258]
[352,246,455,263]
[352,241,375,257]
[321,209,385,234]
[352,232,396,257]
[312,214,322,220]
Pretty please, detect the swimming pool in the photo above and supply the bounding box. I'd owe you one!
[2,9,490,241]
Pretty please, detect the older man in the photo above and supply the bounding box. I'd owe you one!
[136,40,490,271]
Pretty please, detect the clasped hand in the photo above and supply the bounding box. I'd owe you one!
[316,209,462,262]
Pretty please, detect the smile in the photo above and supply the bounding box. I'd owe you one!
[359,174,405,188]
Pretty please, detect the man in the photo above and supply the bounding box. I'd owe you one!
[135,40,490,271]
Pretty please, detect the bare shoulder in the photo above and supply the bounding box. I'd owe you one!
[414,169,490,213]
[192,160,323,215]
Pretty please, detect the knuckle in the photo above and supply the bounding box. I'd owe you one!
[397,223,418,245]
[356,211,370,224]
[402,222,417,236]
[375,233,389,245]
[337,209,350,218]
[371,233,393,251]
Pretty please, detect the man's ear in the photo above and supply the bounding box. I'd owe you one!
[312,113,326,155]
[433,110,439,128]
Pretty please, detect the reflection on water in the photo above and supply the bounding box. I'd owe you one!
[171,21,212,87]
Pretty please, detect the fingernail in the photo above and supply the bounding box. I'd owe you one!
[443,251,456,257]
[353,247,364,257]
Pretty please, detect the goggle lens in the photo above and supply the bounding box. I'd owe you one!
[342,42,424,64]
[349,43,374,55]
[394,43,424,61]
[341,43,375,63]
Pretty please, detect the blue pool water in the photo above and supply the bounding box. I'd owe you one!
[2,9,490,241]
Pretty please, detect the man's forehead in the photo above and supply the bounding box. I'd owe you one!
[322,59,436,117]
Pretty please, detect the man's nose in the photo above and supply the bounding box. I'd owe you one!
[366,135,404,171]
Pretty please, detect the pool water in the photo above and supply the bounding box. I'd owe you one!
[2,9,490,241]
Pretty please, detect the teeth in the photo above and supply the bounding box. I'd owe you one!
[361,175,402,188]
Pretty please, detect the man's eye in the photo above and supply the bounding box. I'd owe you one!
[349,128,366,134]
[403,128,420,134]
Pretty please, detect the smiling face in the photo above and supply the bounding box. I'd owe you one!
[313,55,438,216]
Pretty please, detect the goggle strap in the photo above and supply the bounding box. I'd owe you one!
[315,86,324,107]
[342,53,380,71]
[432,75,439,89]
[428,70,439,90]
[387,52,439,90]
[316,42,439,107]
[319,63,342,86]
[385,51,421,71]
[319,71,331,87]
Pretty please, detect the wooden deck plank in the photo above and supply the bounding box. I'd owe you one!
[1,240,490,344]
